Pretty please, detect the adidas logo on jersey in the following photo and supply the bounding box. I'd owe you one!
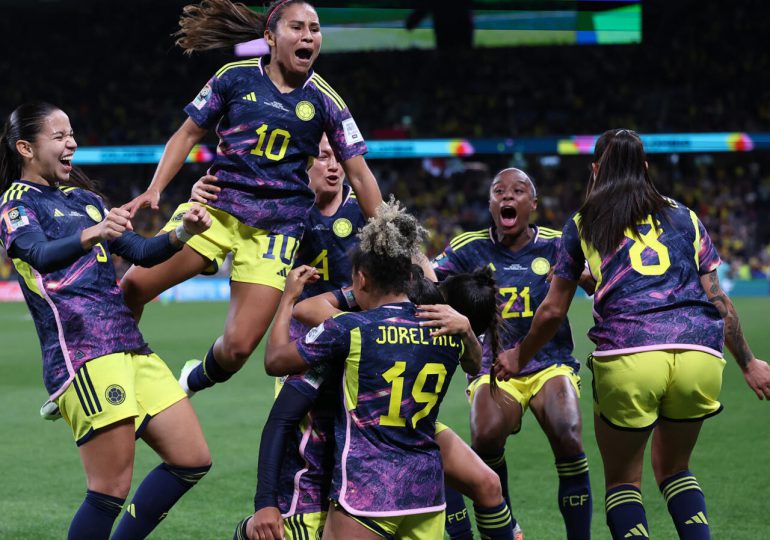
[242,92,257,102]
[53,208,65,217]
[276,268,288,277]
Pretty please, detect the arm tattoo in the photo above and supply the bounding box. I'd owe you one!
[704,272,754,368]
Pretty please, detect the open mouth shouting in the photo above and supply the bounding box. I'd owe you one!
[500,205,518,229]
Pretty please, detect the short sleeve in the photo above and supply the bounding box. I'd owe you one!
[296,316,351,366]
[432,243,467,281]
[316,82,367,162]
[553,216,585,282]
[184,71,231,130]
[696,217,721,275]
[0,202,44,252]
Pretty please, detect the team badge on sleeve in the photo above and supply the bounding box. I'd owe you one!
[342,118,363,146]
[192,83,212,110]
[3,206,30,231]
[304,323,325,344]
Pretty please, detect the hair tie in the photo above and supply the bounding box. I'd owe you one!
[266,0,292,30]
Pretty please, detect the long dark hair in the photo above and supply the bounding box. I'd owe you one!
[0,102,101,196]
[352,198,429,295]
[440,267,502,393]
[175,0,312,53]
[578,129,668,255]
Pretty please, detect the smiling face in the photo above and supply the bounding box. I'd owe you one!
[18,109,76,185]
[488,169,537,238]
[266,2,322,77]
[308,134,344,197]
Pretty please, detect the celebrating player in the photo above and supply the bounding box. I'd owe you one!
[495,129,770,540]
[260,203,495,539]
[0,102,213,539]
[120,0,381,396]
[433,168,593,540]
[237,265,516,540]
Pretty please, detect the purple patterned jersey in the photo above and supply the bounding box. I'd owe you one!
[554,201,723,357]
[296,303,463,517]
[433,226,577,377]
[185,57,368,238]
[0,181,149,398]
[275,363,340,516]
[289,186,366,341]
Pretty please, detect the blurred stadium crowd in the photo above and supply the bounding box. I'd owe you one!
[1,0,768,280]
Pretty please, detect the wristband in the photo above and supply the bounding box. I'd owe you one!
[175,224,193,244]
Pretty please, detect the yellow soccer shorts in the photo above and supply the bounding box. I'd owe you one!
[163,202,298,290]
[333,501,445,540]
[588,349,726,430]
[283,511,327,540]
[468,364,581,423]
[57,352,187,446]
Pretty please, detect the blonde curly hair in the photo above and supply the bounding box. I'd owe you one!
[358,196,429,259]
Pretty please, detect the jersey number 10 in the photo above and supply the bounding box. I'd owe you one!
[250,124,291,161]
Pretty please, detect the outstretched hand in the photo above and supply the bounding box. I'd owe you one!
[123,188,160,217]
[742,358,770,400]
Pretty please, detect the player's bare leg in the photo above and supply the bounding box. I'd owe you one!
[530,376,591,540]
[112,400,211,538]
[121,245,211,320]
[651,420,710,539]
[322,504,381,540]
[594,416,652,539]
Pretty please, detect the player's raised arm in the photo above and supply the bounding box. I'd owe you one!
[340,155,382,219]
[124,118,208,216]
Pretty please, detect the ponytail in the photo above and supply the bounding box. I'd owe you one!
[175,0,311,54]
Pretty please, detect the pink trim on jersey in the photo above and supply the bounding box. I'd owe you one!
[592,343,723,359]
[337,373,447,518]
[34,270,76,399]
[282,419,315,518]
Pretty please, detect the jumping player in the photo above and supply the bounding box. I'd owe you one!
[0,102,213,539]
[120,0,381,396]
[434,168,593,540]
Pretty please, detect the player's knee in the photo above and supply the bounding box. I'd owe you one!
[651,456,689,484]
[471,421,511,453]
[469,467,503,506]
[552,422,583,457]
[220,337,259,367]
[90,470,133,500]
[119,273,151,311]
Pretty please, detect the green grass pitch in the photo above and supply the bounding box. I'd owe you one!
[0,298,768,538]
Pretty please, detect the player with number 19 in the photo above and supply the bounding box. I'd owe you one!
[120,0,381,398]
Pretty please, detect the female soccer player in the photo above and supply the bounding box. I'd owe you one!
[261,203,502,539]
[120,0,381,395]
[237,266,516,540]
[433,168,593,540]
[0,103,213,539]
[495,129,770,540]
